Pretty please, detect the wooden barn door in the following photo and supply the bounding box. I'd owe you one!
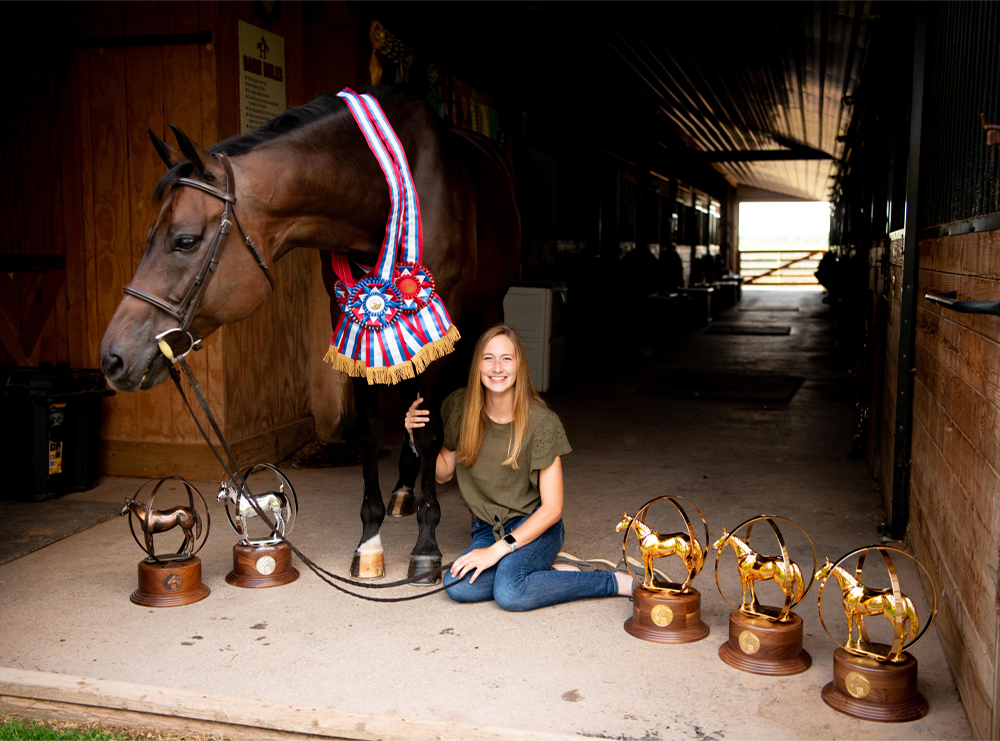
[69,3,230,475]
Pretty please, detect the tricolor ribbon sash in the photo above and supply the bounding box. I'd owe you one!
[324,89,459,384]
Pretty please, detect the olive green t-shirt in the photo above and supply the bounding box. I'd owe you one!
[441,388,572,541]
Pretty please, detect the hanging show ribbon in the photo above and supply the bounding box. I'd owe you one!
[324,89,460,384]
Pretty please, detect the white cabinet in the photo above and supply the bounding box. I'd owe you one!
[502,284,566,392]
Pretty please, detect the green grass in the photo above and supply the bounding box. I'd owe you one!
[0,715,228,741]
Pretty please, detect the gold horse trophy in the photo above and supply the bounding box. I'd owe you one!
[218,463,300,588]
[616,496,710,643]
[119,476,211,607]
[712,516,816,675]
[816,547,937,722]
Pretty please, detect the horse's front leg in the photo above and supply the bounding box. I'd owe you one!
[387,379,421,518]
[408,382,444,584]
[351,378,387,579]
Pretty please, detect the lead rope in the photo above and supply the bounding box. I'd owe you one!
[166,357,467,602]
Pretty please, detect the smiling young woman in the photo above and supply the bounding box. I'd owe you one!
[404,324,632,611]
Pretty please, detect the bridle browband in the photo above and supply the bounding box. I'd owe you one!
[123,153,275,354]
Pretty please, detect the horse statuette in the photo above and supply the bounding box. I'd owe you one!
[816,558,919,659]
[616,512,705,590]
[713,528,804,619]
[120,495,202,559]
[711,518,815,676]
[119,477,211,607]
[815,548,936,722]
[217,483,290,546]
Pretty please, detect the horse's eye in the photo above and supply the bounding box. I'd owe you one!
[173,235,200,253]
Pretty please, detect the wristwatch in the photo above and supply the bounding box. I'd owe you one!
[502,533,518,552]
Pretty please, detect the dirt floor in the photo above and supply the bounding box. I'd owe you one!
[0,289,973,740]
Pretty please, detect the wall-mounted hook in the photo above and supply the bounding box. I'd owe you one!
[981,114,1000,147]
[925,291,1000,317]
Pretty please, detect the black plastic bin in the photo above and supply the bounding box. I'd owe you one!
[1,364,115,501]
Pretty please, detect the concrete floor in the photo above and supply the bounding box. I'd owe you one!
[0,289,973,740]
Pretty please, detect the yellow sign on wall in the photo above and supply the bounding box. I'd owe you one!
[238,21,286,134]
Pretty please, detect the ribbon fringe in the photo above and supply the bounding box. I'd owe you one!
[411,324,461,374]
[324,324,460,384]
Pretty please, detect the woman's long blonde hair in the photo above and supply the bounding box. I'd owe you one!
[456,324,547,469]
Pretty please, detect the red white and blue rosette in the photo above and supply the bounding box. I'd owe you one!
[346,276,402,328]
[393,262,436,311]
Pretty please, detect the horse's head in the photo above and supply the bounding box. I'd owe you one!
[100,126,274,392]
[816,558,835,581]
[119,496,140,516]
[711,529,732,551]
[615,512,633,533]
[218,483,238,504]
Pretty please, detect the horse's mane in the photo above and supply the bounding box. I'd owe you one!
[154,85,399,198]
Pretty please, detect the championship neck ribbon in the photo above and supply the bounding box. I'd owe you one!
[324,89,460,384]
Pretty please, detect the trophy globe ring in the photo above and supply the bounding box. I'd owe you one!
[219,463,299,546]
[122,476,211,563]
[617,496,709,594]
[816,546,938,663]
[712,515,817,622]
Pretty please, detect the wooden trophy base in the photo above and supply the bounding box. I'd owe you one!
[624,586,710,643]
[718,610,811,675]
[226,542,299,588]
[822,647,928,722]
[131,556,210,607]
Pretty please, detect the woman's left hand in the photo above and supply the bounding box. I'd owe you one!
[450,544,504,584]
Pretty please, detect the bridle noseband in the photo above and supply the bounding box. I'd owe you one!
[124,153,275,360]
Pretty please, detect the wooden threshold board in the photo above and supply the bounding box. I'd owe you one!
[0,668,578,741]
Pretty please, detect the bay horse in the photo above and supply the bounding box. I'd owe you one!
[615,513,706,587]
[712,529,804,613]
[120,496,202,557]
[816,559,919,649]
[100,87,519,582]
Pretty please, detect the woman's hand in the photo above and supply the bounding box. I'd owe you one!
[450,543,505,584]
[404,395,429,439]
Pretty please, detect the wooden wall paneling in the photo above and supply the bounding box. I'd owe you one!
[162,34,216,444]
[910,456,995,740]
[85,3,138,441]
[198,1,226,437]
[123,3,175,443]
[71,27,99,370]
[911,405,997,695]
[214,1,239,142]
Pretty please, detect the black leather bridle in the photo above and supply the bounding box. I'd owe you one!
[123,153,275,361]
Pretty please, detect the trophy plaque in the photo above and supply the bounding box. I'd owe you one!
[218,463,300,588]
[119,476,211,607]
[616,496,710,643]
[816,547,937,722]
[713,516,817,675]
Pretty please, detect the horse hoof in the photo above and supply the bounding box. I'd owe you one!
[387,487,417,517]
[351,551,385,579]
[408,555,442,585]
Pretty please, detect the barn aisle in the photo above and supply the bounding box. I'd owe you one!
[0,289,972,740]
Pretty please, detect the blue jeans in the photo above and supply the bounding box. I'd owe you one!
[443,515,618,611]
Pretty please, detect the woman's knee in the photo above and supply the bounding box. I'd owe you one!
[443,572,490,603]
[492,580,533,612]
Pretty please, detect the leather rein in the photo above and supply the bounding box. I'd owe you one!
[127,152,462,601]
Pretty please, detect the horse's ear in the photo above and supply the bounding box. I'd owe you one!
[148,129,184,169]
[169,124,216,182]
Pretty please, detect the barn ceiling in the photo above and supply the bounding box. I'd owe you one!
[371,2,879,203]
[598,2,877,202]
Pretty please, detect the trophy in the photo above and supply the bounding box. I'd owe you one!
[218,463,300,588]
[816,547,937,722]
[712,516,816,675]
[119,476,211,607]
[616,496,710,643]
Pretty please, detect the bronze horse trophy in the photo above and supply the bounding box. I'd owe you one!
[100,88,519,584]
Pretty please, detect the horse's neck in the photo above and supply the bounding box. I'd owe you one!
[832,566,858,590]
[233,105,431,264]
[632,520,652,538]
[727,536,751,557]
